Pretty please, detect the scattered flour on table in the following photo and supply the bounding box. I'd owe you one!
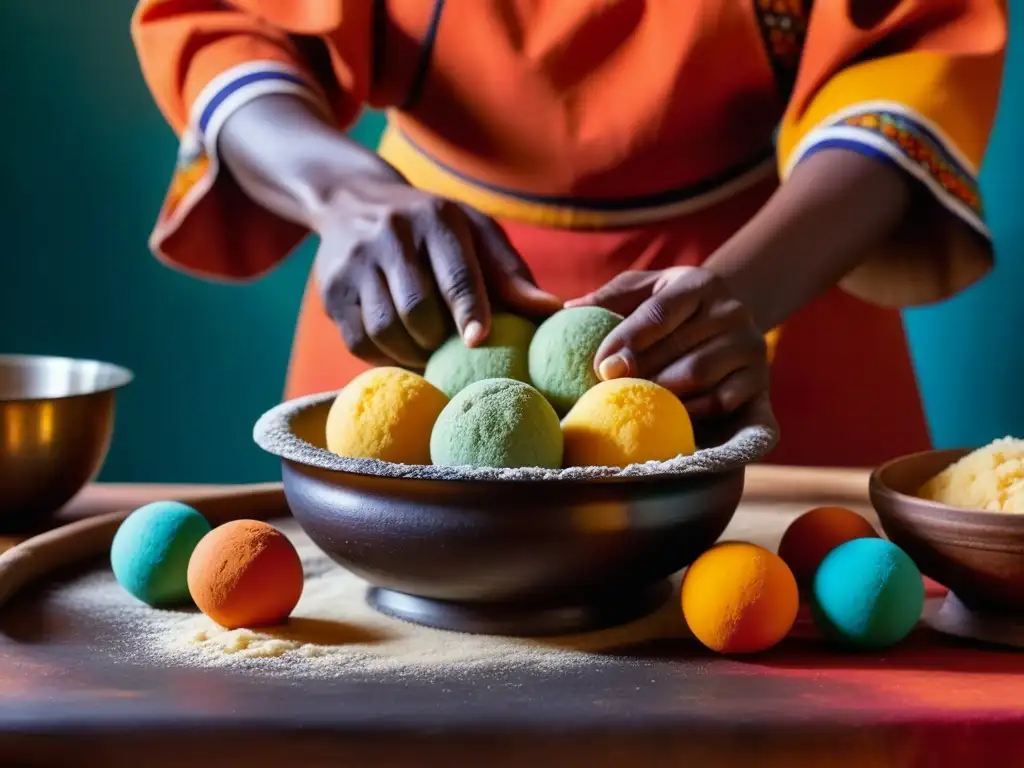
[42,519,696,680]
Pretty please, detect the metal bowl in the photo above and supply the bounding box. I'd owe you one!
[0,355,133,526]
[256,396,774,636]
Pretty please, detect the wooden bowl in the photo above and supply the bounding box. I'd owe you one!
[870,449,1024,612]
[254,395,776,636]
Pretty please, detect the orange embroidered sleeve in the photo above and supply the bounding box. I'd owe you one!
[775,0,1007,307]
[131,0,373,280]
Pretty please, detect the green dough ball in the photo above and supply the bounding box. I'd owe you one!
[528,306,623,414]
[424,314,535,398]
[430,378,563,469]
[110,501,211,607]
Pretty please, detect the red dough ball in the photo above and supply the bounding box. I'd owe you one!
[778,506,879,586]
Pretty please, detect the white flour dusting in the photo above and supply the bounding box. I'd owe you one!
[253,390,779,482]
[37,504,822,679]
[41,519,692,679]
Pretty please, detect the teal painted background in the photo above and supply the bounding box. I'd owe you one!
[903,19,1024,450]
[0,1,1019,481]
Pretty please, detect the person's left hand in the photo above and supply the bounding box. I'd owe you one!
[567,266,769,419]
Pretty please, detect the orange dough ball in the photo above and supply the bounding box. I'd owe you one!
[777,506,879,586]
[187,520,304,630]
[681,542,798,654]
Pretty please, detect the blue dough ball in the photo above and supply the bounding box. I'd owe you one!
[812,538,924,650]
[110,501,211,606]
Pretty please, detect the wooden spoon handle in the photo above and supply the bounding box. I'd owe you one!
[0,484,288,610]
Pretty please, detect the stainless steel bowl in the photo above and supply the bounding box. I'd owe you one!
[0,355,133,525]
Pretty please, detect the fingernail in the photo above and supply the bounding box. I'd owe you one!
[564,296,591,309]
[463,321,485,347]
[598,354,630,381]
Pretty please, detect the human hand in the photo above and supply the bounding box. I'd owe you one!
[567,267,769,419]
[312,172,561,368]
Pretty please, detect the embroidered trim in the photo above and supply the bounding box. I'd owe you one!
[753,0,813,101]
[150,131,217,256]
[151,62,328,257]
[785,101,987,238]
[190,61,326,149]
[839,111,983,216]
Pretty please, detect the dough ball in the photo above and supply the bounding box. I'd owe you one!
[682,542,799,654]
[430,378,563,469]
[424,314,535,398]
[777,506,879,587]
[325,367,448,465]
[812,538,924,649]
[187,520,304,630]
[561,378,695,468]
[110,501,211,607]
[528,306,623,414]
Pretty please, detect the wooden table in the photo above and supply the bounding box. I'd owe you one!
[0,467,1021,767]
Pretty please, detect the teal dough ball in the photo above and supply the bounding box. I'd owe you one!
[110,501,211,606]
[430,378,563,469]
[528,306,623,414]
[424,314,536,398]
[812,538,924,650]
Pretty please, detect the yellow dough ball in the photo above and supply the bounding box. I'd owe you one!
[561,378,695,468]
[325,367,448,465]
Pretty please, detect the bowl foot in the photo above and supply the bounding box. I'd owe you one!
[366,581,673,637]
[924,592,1024,650]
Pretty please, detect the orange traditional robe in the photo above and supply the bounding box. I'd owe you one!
[131,0,1006,467]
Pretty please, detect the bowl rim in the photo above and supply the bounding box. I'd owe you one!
[281,453,748,487]
[0,354,134,404]
[869,447,1024,529]
[254,389,778,484]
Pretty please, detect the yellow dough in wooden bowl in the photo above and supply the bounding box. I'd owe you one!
[325,367,448,465]
[918,437,1024,513]
[561,378,695,468]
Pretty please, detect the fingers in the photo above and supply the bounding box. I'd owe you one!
[652,266,698,294]
[652,331,765,398]
[319,274,393,366]
[322,191,560,358]
[565,271,661,316]
[682,365,771,420]
[358,268,431,368]
[375,225,448,350]
[466,210,563,316]
[566,267,697,313]
[418,202,491,346]
[334,298,392,368]
[575,264,769,417]
[593,277,707,379]
[633,297,749,380]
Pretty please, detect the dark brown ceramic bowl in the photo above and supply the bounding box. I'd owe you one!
[870,448,1024,613]
[255,394,777,636]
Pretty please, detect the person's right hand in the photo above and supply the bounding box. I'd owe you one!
[311,171,561,368]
